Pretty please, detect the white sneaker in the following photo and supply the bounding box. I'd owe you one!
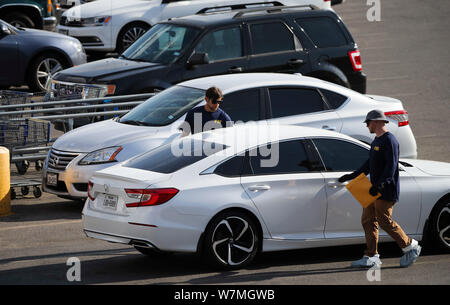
[400,239,421,267]
[350,254,382,268]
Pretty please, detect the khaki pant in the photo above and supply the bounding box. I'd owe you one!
[362,199,411,257]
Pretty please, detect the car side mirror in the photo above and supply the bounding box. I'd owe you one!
[0,24,12,36]
[187,52,209,68]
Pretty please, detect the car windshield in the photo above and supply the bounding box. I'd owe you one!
[119,85,205,126]
[124,138,228,174]
[121,23,200,65]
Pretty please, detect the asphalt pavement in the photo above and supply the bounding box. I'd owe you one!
[1,0,449,288]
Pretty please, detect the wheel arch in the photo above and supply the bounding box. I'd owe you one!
[115,20,152,52]
[306,64,350,88]
[0,5,43,29]
[422,192,450,248]
[25,48,73,77]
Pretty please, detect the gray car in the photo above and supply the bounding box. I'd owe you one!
[0,19,86,91]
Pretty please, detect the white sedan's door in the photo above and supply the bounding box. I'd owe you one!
[240,140,328,240]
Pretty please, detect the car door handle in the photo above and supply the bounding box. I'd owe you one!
[248,185,271,192]
[327,181,348,188]
[287,59,305,66]
[228,66,243,73]
[322,125,337,131]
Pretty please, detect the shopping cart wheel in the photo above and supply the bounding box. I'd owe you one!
[15,160,29,175]
[21,186,29,196]
[35,160,43,171]
[10,188,16,200]
[33,187,42,198]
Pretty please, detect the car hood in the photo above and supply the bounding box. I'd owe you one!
[55,58,163,82]
[63,0,151,18]
[401,159,450,176]
[52,119,163,152]
[17,27,78,42]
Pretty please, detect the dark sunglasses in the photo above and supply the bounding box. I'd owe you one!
[212,99,223,104]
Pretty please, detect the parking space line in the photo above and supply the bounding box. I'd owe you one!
[0,219,82,231]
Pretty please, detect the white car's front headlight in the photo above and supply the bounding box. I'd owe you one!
[80,16,111,27]
[78,146,122,165]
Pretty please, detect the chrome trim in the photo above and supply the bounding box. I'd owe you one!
[48,148,80,171]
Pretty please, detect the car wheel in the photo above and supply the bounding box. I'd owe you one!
[117,23,150,54]
[430,199,450,252]
[204,211,259,269]
[27,54,67,92]
[3,12,35,28]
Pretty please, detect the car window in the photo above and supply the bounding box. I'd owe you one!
[269,88,327,118]
[296,17,348,48]
[214,154,245,177]
[124,139,228,174]
[119,85,205,126]
[194,27,242,62]
[245,140,315,176]
[220,89,260,123]
[312,138,369,171]
[122,23,200,64]
[319,89,348,109]
[250,22,296,54]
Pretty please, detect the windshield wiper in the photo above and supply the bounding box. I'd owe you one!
[120,120,150,126]
[120,55,151,63]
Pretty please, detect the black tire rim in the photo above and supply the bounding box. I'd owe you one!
[211,216,256,266]
[122,26,147,51]
[36,58,63,91]
[437,204,450,248]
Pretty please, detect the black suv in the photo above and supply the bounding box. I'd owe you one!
[49,5,366,100]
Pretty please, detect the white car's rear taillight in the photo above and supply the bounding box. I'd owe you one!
[125,188,179,207]
[385,110,409,127]
[349,50,363,71]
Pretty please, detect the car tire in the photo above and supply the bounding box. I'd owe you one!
[27,53,68,92]
[3,12,35,28]
[429,198,450,252]
[116,22,150,54]
[203,210,260,269]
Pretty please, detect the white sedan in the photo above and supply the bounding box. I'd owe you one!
[82,124,450,269]
[43,72,417,200]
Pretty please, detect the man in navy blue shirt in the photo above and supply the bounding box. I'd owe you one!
[181,86,232,137]
[339,110,421,268]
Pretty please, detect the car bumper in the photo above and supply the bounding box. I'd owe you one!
[396,125,418,159]
[348,71,367,94]
[82,200,205,252]
[56,24,114,52]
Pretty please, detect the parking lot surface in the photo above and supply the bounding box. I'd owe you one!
[1,0,449,287]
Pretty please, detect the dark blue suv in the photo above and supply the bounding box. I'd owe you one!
[50,5,366,101]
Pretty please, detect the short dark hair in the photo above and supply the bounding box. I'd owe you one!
[205,86,223,101]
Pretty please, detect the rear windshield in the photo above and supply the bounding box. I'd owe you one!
[296,17,348,48]
[124,138,228,174]
[119,85,205,126]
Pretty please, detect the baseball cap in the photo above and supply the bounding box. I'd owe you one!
[364,109,389,123]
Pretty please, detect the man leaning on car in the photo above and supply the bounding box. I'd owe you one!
[180,87,232,137]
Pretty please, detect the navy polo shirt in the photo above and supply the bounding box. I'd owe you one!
[182,106,232,135]
[356,132,400,202]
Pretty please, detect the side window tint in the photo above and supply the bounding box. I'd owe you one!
[221,89,260,123]
[320,89,348,109]
[250,22,295,54]
[247,140,315,175]
[214,154,245,177]
[312,138,369,171]
[269,88,326,118]
[297,17,348,48]
[195,27,242,62]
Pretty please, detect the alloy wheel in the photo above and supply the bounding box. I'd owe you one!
[122,26,147,51]
[36,58,63,91]
[437,204,450,248]
[211,216,256,266]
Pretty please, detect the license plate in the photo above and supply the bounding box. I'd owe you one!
[103,194,118,210]
[59,29,69,35]
[46,172,58,187]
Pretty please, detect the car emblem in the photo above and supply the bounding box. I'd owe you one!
[104,184,110,193]
[54,157,59,166]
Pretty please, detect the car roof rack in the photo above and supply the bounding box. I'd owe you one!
[197,1,284,15]
[233,4,319,18]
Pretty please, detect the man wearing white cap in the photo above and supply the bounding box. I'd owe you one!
[338,110,421,268]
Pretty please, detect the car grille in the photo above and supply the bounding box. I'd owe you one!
[48,149,80,171]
